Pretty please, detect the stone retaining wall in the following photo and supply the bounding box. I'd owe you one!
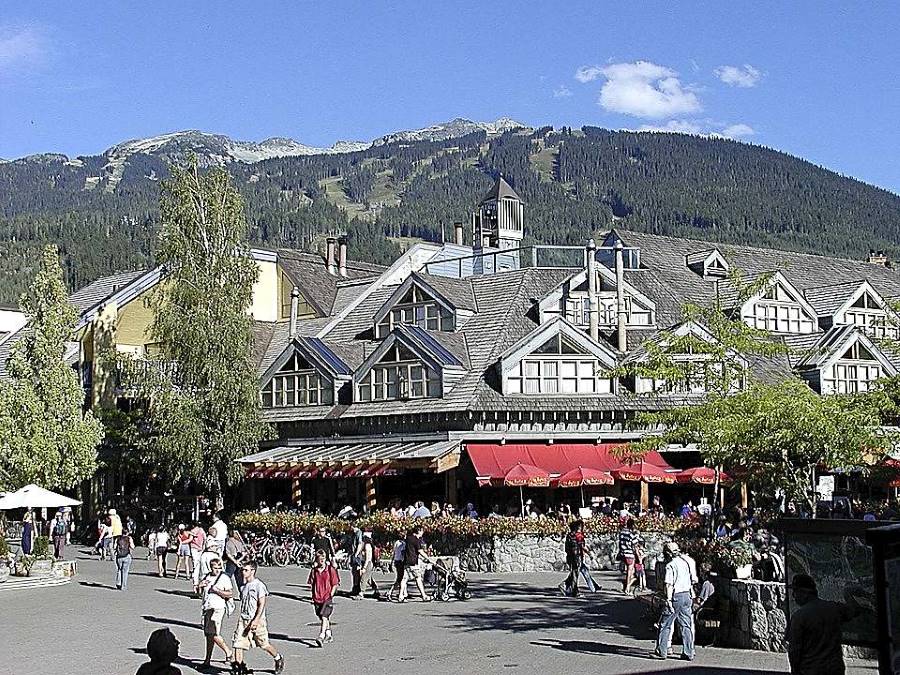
[436,532,672,573]
[714,577,788,651]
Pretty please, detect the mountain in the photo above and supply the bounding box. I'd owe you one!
[2,122,900,305]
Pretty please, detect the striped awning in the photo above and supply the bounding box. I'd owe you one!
[238,439,460,478]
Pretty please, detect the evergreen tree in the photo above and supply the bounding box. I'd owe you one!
[0,245,104,490]
[144,159,268,503]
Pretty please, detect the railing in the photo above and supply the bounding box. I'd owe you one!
[115,358,179,390]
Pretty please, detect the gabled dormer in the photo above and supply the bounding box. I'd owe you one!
[795,324,897,394]
[259,337,350,408]
[498,317,618,395]
[372,273,474,338]
[685,248,729,280]
[734,271,817,334]
[537,266,656,330]
[622,321,748,395]
[831,281,897,339]
[354,324,465,402]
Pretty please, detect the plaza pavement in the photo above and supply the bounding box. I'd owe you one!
[1,547,878,675]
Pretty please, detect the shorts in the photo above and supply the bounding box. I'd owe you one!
[203,608,225,636]
[314,600,334,618]
[178,544,191,557]
[233,616,270,650]
[156,546,168,557]
[622,555,635,565]
[405,564,423,579]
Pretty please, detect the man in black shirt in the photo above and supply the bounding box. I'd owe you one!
[398,526,431,602]
[311,527,335,562]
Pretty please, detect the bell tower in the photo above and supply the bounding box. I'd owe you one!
[472,175,524,252]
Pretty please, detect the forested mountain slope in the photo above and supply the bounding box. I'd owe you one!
[2,124,900,305]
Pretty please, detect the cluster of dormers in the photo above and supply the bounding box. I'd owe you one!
[258,266,900,409]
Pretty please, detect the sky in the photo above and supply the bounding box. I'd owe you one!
[2,2,900,193]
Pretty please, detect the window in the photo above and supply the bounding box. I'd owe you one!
[823,341,883,394]
[375,285,455,337]
[506,334,613,395]
[640,360,736,395]
[563,294,653,327]
[279,274,317,319]
[746,283,815,333]
[357,345,441,401]
[260,352,333,408]
[843,292,897,338]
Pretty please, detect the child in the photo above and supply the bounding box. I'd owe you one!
[633,544,647,594]
[308,549,340,646]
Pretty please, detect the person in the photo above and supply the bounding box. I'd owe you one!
[232,561,284,675]
[430,501,442,517]
[115,527,135,591]
[198,557,234,669]
[189,522,207,589]
[21,508,34,555]
[224,529,247,589]
[135,627,181,675]
[633,543,647,594]
[398,525,431,602]
[308,549,340,646]
[462,503,479,519]
[174,525,193,581]
[654,541,698,661]
[411,501,431,518]
[50,509,67,559]
[619,518,638,595]
[311,526,335,562]
[147,528,158,562]
[560,519,582,597]
[197,541,222,594]
[389,535,406,601]
[787,573,860,675]
[155,526,170,578]
[96,516,112,560]
[210,512,228,551]
[360,532,380,599]
[347,524,364,598]
[108,508,123,539]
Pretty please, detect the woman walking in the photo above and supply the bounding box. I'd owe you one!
[389,535,405,601]
[115,528,135,590]
[155,526,170,578]
[619,518,638,595]
[174,524,193,581]
[360,533,380,599]
[21,508,34,555]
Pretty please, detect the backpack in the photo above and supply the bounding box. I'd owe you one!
[115,535,132,558]
[564,531,578,557]
[53,519,67,537]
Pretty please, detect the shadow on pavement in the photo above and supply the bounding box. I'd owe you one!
[78,580,118,591]
[269,590,309,603]
[141,615,308,646]
[156,588,198,599]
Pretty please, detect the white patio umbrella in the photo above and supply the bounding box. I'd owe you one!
[0,484,81,510]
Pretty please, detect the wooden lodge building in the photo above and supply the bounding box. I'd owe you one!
[4,177,900,513]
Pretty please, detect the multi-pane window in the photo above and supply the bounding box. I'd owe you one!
[260,352,333,407]
[746,283,815,333]
[824,342,883,394]
[639,360,738,395]
[505,334,614,395]
[357,345,441,401]
[375,285,454,337]
[844,293,897,338]
[563,294,653,327]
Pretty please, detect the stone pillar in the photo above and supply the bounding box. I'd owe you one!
[366,478,377,512]
[640,481,649,511]
[291,478,302,507]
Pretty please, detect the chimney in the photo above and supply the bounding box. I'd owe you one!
[868,250,889,267]
[615,241,627,352]
[338,236,348,278]
[586,239,599,341]
[289,286,300,337]
[454,221,465,246]
[326,237,338,276]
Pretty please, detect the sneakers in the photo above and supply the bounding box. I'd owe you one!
[274,655,285,674]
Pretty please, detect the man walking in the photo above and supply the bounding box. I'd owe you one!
[198,557,234,669]
[189,521,207,591]
[398,525,431,602]
[654,541,698,661]
[347,524,364,598]
[49,509,68,559]
[308,549,340,646]
[787,574,860,675]
[232,561,284,675]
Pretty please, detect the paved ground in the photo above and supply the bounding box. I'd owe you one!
[0,547,879,675]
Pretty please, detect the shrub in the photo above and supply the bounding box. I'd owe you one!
[0,534,9,559]
[32,536,50,558]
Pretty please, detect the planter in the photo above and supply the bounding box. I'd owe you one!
[0,563,9,584]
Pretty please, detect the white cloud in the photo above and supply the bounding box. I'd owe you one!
[0,24,48,74]
[717,123,755,139]
[595,61,701,119]
[553,84,573,98]
[637,120,704,135]
[574,65,604,83]
[714,64,761,88]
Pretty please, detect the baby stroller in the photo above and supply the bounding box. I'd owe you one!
[429,556,471,601]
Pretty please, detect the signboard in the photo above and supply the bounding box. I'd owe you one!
[817,475,835,501]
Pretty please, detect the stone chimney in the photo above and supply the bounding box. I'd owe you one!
[454,221,465,246]
[338,236,348,278]
[868,250,889,267]
[289,286,300,337]
[326,237,338,276]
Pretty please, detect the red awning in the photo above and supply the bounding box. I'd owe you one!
[467,442,667,482]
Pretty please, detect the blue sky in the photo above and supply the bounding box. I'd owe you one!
[2,2,900,193]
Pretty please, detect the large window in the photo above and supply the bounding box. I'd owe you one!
[357,345,441,401]
[505,334,614,395]
[563,294,653,327]
[823,342,883,394]
[261,352,333,407]
[375,286,454,338]
[638,359,737,395]
[746,283,815,333]
[844,293,897,339]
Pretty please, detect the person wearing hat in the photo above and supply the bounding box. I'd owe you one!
[136,627,181,675]
[787,573,860,675]
[653,541,698,661]
[108,508,123,538]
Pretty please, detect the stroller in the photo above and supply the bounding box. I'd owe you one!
[428,556,471,601]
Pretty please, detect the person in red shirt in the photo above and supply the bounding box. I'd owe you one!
[308,549,340,646]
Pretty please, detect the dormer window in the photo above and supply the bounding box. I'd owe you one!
[356,344,440,401]
[844,290,897,339]
[825,341,883,394]
[261,352,334,407]
[686,249,730,279]
[374,284,455,338]
[740,274,817,334]
[538,267,656,329]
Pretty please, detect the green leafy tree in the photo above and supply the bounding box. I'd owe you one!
[136,159,268,503]
[0,245,104,491]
